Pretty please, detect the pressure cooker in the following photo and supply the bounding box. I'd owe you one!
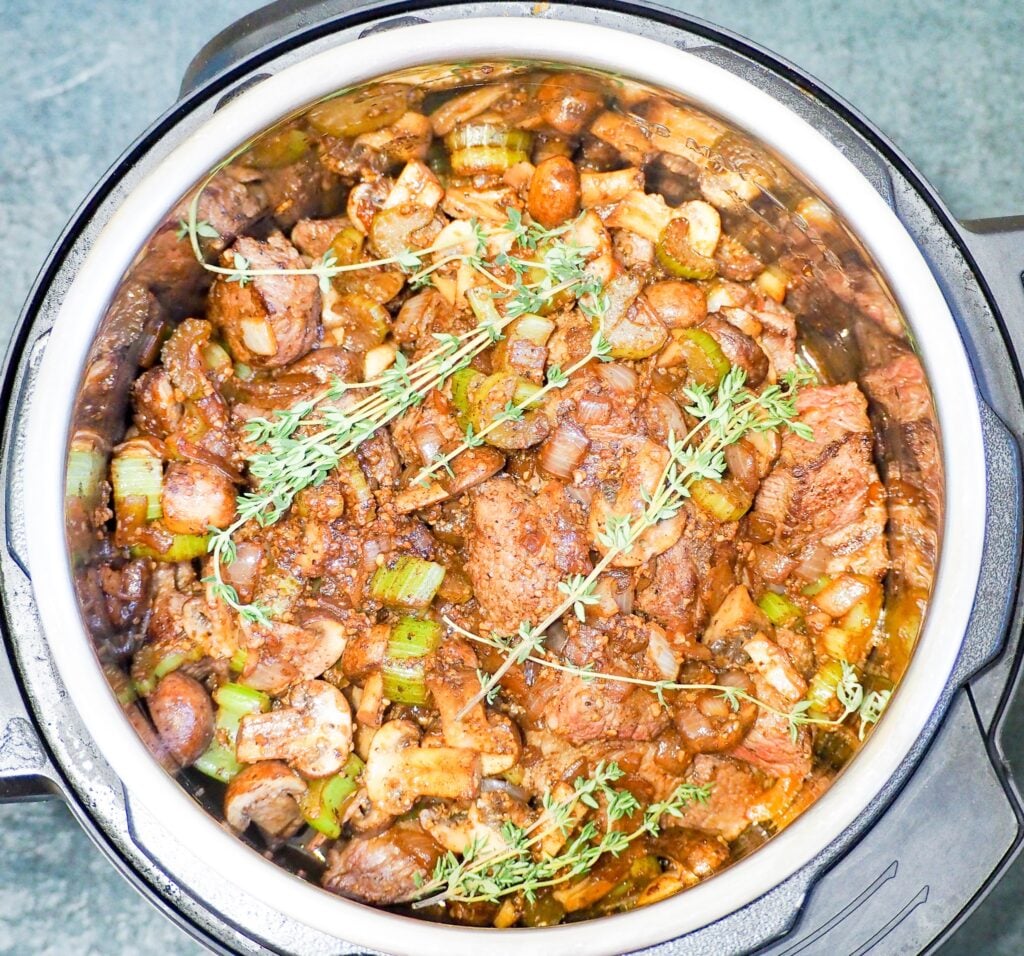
[2,2,1023,954]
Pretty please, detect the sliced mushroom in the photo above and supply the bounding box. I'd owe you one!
[236,679,353,777]
[241,614,348,694]
[364,719,481,816]
[148,671,215,767]
[589,439,686,567]
[160,461,237,535]
[223,761,306,838]
[426,640,521,775]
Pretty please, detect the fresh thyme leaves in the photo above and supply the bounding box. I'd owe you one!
[456,363,816,719]
[406,760,711,907]
[414,328,607,487]
[205,314,511,621]
[446,617,889,743]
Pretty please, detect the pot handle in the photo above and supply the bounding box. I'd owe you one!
[960,217,1024,360]
[0,636,61,802]
[179,0,425,98]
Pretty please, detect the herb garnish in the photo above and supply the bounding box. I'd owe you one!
[407,761,710,907]
[457,364,816,719]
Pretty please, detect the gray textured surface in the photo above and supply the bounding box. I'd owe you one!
[1,1,1022,953]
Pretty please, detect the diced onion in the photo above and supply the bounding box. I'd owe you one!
[597,362,638,395]
[240,317,277,356]
[539,422,590,479]
[412,421,446,466]
[224,541,263,593]
[577,393,612,425]
[813,573,871,618]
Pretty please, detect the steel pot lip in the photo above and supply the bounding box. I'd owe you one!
[21,16,985,956]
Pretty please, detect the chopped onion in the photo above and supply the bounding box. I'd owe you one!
[577,393,612,425]
[224,541,263,593]
[240,317,277,356]
[646,626,681,680]
[481,777,530,802]
[597,362,638,395]
[813,574,871,618]
[412,421,445,466]
[794,544,831,581]
[645,393,686,442]
[539,422,590,479]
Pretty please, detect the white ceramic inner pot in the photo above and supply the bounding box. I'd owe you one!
[22,16,985,956]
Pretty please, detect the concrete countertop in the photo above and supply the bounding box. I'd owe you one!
[1,1,1022,953]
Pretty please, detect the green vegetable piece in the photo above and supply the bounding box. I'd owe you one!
[111,454,163,521]
[757,591,802,628]
[194,683,271,784]
[130,533,211,563]
[677,328,730,387]
[66,444,105,503]
[382,617,443,705]
[300,754,365,838]
[370,556,446,610]
[801,574,832,597]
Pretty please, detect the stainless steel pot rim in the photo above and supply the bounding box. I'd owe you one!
[21,17,986,956]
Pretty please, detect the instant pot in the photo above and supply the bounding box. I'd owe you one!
[2,2,1023,953]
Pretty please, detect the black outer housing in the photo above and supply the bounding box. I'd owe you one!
[1,2,1024,954]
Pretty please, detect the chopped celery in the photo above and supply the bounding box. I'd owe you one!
[194,683,270,784]
[300,754,365,838]
[656,220,717,280]
[690,477,751,522]
[132,643,201,697]
[801,575,832,597]
[757,591,802,627]
[130,533,211,562]
[112,454,163,521]
[382,617,443,705]
[66,444,105,503]
[806,658,846,717]
[202,341,232,372]
[451,367,484,420]
[370,556,446,610]
[676,328,730,387]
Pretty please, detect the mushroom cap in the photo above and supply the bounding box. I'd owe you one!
[236,679,353,778]
[224,761,307,837]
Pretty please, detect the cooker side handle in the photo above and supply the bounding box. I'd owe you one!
[179,0,425,98]
[959,217,1024,364]
[0,636,62,802]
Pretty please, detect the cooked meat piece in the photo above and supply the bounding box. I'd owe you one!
[702,314,768,387]
[132,367,183,438]
[290,216,348,258]
[677,755,769,841]
[636,502,737,643]
[465,477,590,633]
[750,383,888,579]
[539,615,672,744]
[160,461,237,535]
[732,672,813,779]
[207,233,321,369]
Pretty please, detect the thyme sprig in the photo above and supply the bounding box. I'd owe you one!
[456,364,816,719]
[205,314,511,622]
[446,617,889,742]
[407,760,711,907]
[413,330,612,487]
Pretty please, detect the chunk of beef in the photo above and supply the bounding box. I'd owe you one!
[677,755,769,841]
[207,233,320,369]
[539,615,671,744]
[465,477,590,633]
[323,821,442,904]
[750,383,888,579]
[636,502,737,643]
